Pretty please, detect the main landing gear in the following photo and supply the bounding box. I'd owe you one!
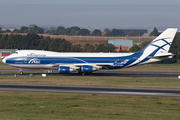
[19,69,23,75]
[78,71,92,76]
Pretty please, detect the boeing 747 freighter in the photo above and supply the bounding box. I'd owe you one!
[2,28,178,75]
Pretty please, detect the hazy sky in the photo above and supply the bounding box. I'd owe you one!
[1,0,180,30]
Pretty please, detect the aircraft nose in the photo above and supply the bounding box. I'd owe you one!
[2,58,6,64]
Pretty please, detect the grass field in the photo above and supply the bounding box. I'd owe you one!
[1,62,180,119]
[0,91,180,120]
[1,76,180,89]
[1,61,180,89]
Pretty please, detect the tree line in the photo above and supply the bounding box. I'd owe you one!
[0,33,115,52]
[0,31,180,64]
[0,25,159,37]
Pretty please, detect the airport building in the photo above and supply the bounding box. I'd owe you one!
[108,39,133,52]
[0,49,17,60]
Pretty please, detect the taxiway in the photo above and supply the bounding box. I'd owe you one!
[0,84,180,97]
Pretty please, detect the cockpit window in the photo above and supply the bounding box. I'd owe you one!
[15,52,18,54]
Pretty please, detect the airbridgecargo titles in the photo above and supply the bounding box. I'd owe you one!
[2,28,178,75]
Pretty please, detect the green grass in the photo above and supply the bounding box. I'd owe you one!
[0,91,180,120]
[1,76,180,89]
[0,61,15,69]
[1,61,180,89]
[1,61,180,119]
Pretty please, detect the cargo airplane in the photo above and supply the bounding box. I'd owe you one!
[2,28,178,75]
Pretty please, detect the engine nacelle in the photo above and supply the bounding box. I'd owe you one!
[81,65,93,73]
[59,66,70,73]
[59,66,78,74]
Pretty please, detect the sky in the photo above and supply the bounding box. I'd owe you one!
[0,0,180,30]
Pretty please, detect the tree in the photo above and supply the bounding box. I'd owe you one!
[105,29,124,36]
[95,44,108,52]
[58,30,67,35]
[58,41,72,52]
[48,38,65,51]
[26,33,40,49]
[104,28,110,32]
[50,27,56,30]
[70,44,83,52]
[28,24,37,33]
[112,29,124,36]
[20,26,28,33]
[79,29,90,36]
[38,36,52,50]
[92,29,102,36]
[5,33,15,49]
[105,30,112,36]
[65,27,72,35]
[0,27,3,33]
[5,29,11,33]
[57,26,65,31]
[138,30,145,36]
[140,41,151,50]
[129,45,141,52]
[0,34,8,49]
[152,27,158,36]
[70,29,76,35]
[37,27,44,34]
[70,26,80,31]
[84,44,95,52]
[65,26,81,35]
[12,29,19,33]
[107,44,115,52]
[28,24,44,34]
[128,31,137,36]
[170,33,180,53]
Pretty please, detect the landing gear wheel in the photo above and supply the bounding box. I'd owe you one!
[82,73,85,76]
[19,71,23,75]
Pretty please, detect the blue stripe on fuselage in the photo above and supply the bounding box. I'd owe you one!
[5,52,145,69]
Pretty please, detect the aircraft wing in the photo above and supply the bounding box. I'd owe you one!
[95,63,114,66]
[45,63,113,69]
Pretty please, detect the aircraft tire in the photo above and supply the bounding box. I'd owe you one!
[19,71,23,75]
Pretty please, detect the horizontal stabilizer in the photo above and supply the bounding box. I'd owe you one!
[148,54,175,59]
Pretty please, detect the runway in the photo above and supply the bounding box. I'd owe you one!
[0,84,180,97]
[0,69,180,78]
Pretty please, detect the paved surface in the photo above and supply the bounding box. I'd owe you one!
[0,84,180,97]
[0,69,180,78]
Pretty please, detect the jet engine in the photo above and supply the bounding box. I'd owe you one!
[81,65,100,73]
[59,66,77,74]
[81,65,93,73]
